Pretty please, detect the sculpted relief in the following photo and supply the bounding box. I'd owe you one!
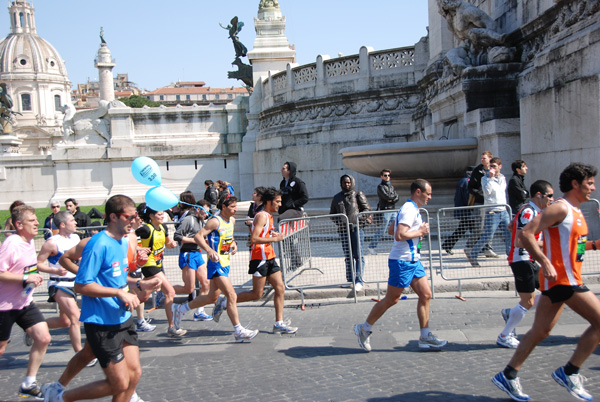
[437,0,516,75]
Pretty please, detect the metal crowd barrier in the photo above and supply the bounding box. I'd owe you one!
[580,199,600,277]
[436,204,513,294]
[357,208,434,298]
[277,214,357,303]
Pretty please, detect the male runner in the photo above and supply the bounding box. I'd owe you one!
[36,211,82,354]
[496,180,553,349]
[353,179,446,352]
[0,204,51,400]
[171,196,259,342]
[493,163,600,402]
[236,187,297,334]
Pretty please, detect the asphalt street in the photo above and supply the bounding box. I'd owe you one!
[2,286,600,402]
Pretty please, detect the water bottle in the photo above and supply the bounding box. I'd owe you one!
[21,264,38,297]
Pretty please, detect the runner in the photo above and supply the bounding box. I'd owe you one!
[493,163,600,402]
[171,196,259,342]
[236,187,298,334]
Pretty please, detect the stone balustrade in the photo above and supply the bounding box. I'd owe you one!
[261,44,424,110]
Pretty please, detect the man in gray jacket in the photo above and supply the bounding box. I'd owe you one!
[330,175,372,291]
[367,169,399,254]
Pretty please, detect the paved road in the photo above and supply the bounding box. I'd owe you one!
[2,286,600,402]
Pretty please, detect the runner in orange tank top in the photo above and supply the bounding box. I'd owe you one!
[236,187,298,334]
[493,163,600,402]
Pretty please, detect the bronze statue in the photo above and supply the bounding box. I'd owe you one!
[0,83,17,134]
[100,27,106,44]
[220,16,247,59]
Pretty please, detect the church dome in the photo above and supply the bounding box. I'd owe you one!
[0,0,69,81]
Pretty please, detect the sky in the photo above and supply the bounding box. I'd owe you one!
[12,1,430,91]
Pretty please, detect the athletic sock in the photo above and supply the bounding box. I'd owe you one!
[137,318,145,325]
[233,324,243,333]
[501,303,528,337]
[196,307,205,314]
[180,302,190,314]
[420,328,430,338]
[363,322,372,332]
[564,362,580,375]
[504,365,518,380]
[22,376,35,388]
[276,321,284,326]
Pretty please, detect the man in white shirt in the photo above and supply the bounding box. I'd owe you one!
[468,157,511,266]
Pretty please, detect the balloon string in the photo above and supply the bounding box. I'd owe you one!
[179,201,213,217]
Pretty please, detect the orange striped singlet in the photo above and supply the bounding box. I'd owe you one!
[540,198,588,291]
[250,211,276,261]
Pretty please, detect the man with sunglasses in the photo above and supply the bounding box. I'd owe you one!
[367,169,399,254]
[43,201,61,240]
[496,180,554,349]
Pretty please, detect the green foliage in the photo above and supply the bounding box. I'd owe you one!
[119,95,160,108]
[0,205,105,232]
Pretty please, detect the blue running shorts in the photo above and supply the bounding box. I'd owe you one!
[388,259,426,289]
[178,251,205,271]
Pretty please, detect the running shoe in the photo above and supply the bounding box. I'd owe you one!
[24,332,33,347]
[273,321,298,334]
[17,381,44,400]
[212,295,226,323]
[496,333,519,349]
[193,311,214,321]
[154,291,165,308]
[130,392,145,402]
[501,308,517,336]
[485,249,500,258]
[418,332,447,350]
[354,283,364,292]
[136,319,156,332]
[492,372,530,401]
[171,304,183,330]
[234,328,259,343]
[552,366,593,401]
[167,326,187,337]
[86,358,98,367]
[41,382,62,402]
[354,323,372,352]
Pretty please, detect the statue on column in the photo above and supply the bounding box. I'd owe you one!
[220,16,253,89]
[437,0,515,75]
[258,0,279,10]
[100,27,106,44]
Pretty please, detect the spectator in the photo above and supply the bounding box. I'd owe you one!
[508,159,529,215]
[279,161,309,220]
[204,180,219,207]
[65,198,91,237]
[245,186,266,227]
[43,200,61,239]
[3,200,25,233]
[367,169,399,254]
[330,174,372,291]
[469,157,511,266]
[466,151,496,258]
[442,166,476,254]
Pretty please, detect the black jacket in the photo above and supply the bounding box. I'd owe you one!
[330,175,372,229]
[468,163,486,204]
[376,180,399,210]
[508,173,529,213]
[204,185,219,205]
[279,161,309,214]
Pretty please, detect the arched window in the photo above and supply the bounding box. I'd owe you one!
[54,95,61,111]
[13,13,17,27]
[26,13,31,28]
[21,93,31,111]
[19,12,24,28]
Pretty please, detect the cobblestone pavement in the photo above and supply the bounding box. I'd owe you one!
[2,286,600,402]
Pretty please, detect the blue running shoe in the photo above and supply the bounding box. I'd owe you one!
[193,311,213,321]
[212,295,226,323]
[154,291,165,308]
[492,372,530,401]
[552,366,593,401]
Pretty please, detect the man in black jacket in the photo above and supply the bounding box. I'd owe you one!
[367,169,399,254]
[508,160,529,216]
[65,198,91,238]
[330,175,371,291]
[279,162,309,221]
[203,180,219,207]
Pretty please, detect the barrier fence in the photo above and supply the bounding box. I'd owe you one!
[3,199,599,303]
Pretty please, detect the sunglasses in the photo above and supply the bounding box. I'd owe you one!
[51,205,60,209]
[118,212,138,221]
[543,193,554,198]
[382,174,390,177]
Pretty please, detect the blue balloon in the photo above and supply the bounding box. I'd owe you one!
[145,186,179,211]
[131,157,162,186]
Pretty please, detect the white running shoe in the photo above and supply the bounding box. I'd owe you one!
[552,366,593,401]
[234,328,259,343]
[418,332,447,350]
[273,321,298,334]
[167,326,187,337]
[212,295,227,323]
[496,333,520,349]
[354,323,372,352]
[136,319,156,332]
